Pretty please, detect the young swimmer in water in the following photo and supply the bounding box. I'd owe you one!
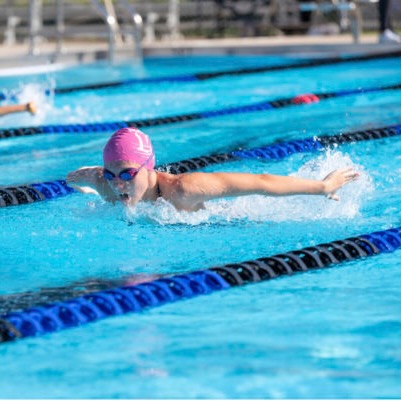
[66,127,360,212]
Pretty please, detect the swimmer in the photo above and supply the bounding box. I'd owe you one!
[66,127,360,212]
[0,101,37,117]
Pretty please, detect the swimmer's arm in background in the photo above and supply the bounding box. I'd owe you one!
[0,102,37,116]
[66,167,118,202]
[178,167,359,204]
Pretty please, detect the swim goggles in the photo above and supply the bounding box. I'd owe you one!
[103,153,154,181]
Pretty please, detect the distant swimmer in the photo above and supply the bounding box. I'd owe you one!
[67,128,360,212]
[0,101,37,117]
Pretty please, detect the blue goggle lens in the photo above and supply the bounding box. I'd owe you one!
[103,168,138,181]
[103,170,115,180]
[120,171,135,181]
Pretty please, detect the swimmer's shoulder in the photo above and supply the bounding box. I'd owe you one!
[156,171,206,211]
[156,171,194,194]
[156,171,181,194]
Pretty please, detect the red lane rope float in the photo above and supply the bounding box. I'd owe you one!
[292,94,320,104]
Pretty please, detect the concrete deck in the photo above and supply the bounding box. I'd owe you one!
[0,33,399,71]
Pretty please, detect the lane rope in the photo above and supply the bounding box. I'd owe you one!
[1,124,399,208]
[1,49,399,99]
[160,124,400,174]
[1,227,399,343]
[0,83,399,140]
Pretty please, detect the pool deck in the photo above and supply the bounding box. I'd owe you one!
[0,33,399,72]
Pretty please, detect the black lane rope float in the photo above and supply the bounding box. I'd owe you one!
[0,124,399,208]
[2,49,399,99]
[0,227,399,343]
[0,83,399,140]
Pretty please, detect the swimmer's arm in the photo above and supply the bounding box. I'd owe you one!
[66,166,118,201]
[0,102,36,116]
[180,168,359,203]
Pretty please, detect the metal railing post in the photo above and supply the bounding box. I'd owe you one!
[29,0,43,55]
[118,0,144,63]
[167,0,182,40]
[90,0,118,63]
[349,3,362,43]
[4,0,20,46]
[56,0,65,55]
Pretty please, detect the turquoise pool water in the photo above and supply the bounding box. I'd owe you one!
[0,55,400,399]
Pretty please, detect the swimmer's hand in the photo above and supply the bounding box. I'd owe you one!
[26,102,37,115]
[67,166,103,185]
[67,166,118,201]
[67,167,104,194]
[322,167,360,201]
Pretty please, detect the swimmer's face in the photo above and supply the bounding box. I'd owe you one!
[103,160,149,206]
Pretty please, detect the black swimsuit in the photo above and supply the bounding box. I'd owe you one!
[156,182,162,198]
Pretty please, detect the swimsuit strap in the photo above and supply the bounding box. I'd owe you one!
[154,171,162,199]
[156,181,162,198]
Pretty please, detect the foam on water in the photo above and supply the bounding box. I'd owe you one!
[12,81,55,123]
[118,149,373,226]
[1,81,94,126]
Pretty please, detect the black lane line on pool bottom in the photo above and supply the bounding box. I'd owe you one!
[0,82,399,140]
[0,123,399,208]
[6,49,399,97]
[0,227,399,343]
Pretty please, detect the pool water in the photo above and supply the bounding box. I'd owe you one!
[0,55,400,399]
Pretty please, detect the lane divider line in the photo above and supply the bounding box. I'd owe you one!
[0,83,399,140]
[1,124,399,208]
[2,49,399,98]
[1,227,399,343]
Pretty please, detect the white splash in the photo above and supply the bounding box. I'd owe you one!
[228,148,373,222]
[13,80,55,123]
[55,104,91,124]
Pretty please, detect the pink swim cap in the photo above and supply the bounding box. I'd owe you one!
[103,127,155,169]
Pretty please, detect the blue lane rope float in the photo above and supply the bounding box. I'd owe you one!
[0,124,399,208]
[0,180,75,207]
[0,227,399,343]
[1,49,399,99]
[0,83,399,140]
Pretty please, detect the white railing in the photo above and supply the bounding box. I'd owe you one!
[28,0,43,55]
[117,0,143,62]
[298,0,381,43]
[27,0,143,63]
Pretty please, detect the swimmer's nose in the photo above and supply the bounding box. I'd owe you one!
[113,178,126,189]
